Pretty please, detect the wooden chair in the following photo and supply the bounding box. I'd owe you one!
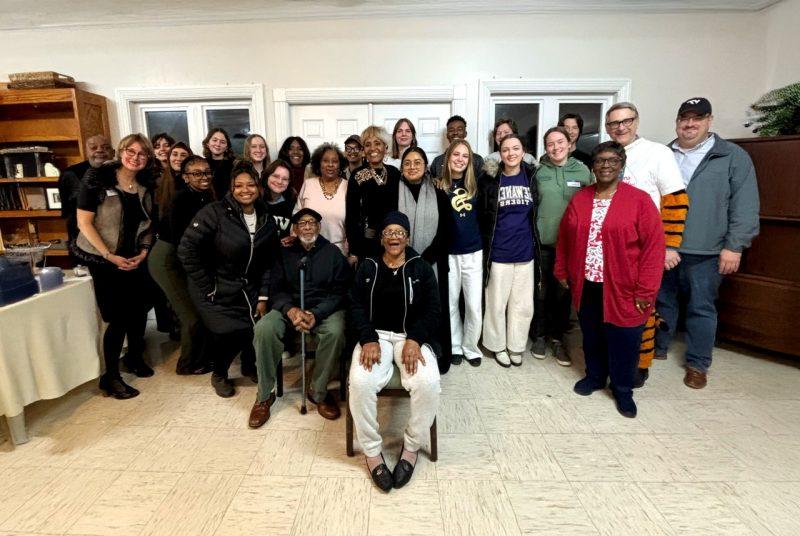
[345,363,438,462]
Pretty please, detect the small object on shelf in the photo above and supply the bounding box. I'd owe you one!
[73,265,89,277]
[44,163,60,177]
[1,147,54,179]
[8,71,75,89]
[45,187,61,210]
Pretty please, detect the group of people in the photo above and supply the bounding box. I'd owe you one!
[60,97,759,491]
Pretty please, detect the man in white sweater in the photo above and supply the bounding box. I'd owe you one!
[604,102,689,388]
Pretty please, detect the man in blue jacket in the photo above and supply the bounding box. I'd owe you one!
[655,98,760,389]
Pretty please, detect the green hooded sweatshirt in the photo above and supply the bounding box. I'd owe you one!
[535,156,592,246]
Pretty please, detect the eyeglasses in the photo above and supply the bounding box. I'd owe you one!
[605,117,637,130]
[382,229,408,239]
[402,160,425,168]
[677,114,710,124]
[344,146,362,154]
[184,170,213,179]
[124,148,149,161]
[295,220,319,229]
[594,157,623,167]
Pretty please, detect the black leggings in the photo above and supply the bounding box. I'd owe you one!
[209,328,255,378]
[89,262,154,379]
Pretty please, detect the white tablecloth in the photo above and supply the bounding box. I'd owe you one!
[0,277,102,418]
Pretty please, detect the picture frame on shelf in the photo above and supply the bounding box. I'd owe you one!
[45,187,61,210]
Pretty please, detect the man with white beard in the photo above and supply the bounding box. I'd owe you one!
[250,208,351,427]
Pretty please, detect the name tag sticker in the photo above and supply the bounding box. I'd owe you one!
[567,181,582,188]
[105,189,119,196]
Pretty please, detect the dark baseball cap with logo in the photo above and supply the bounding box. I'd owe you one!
[677,98,712,117]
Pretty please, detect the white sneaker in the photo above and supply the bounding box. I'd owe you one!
[495,350,511,368]
[509,352,522,366]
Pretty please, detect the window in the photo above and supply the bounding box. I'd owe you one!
[479,79,631,158]
[117,85,265,158]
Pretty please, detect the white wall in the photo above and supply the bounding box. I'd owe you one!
[763,0,800,90]
[0,9,782,150]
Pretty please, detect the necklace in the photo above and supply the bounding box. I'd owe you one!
[383,255,405,275]
[371,166,388,186]
[320,178,341,200]
[118,179,136,191]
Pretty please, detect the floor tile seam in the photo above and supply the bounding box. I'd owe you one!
[487,432,568,482]
[564,479,604,536]
[0,467,68,530]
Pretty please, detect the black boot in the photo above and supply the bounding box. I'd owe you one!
[633,368,649,389]
[122,354,154,378]
[99,375,139,399]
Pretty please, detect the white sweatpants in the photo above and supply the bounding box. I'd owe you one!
[348,330,441,457]
[483,260,534,354]
[448,251,483,360]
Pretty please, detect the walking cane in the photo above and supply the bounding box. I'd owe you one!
[299,256,308,415]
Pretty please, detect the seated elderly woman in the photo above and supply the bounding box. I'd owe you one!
[348,211,441,492]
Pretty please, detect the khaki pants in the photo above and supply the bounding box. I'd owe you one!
[482,260,534,354]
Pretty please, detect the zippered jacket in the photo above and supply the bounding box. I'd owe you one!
[349,247,441,353]
[178,193,279,334]
[668,134,760,255]
[269,235,352,323]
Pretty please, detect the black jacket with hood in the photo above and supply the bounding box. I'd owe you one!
[349,246,448,372]
[178,193,279,334]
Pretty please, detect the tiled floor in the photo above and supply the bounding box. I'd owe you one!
[1,330,799,536]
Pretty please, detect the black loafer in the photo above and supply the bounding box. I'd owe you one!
[393,446,417,488]
[573,377,605,396]
[451,354,464,365]
[368,455,393,492]
[465,357,482,367]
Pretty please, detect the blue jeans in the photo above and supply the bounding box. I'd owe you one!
[655,253,724,373]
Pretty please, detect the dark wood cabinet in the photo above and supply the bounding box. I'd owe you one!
[717,135,800,356]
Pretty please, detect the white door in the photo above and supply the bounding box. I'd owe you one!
[289,104,370,154]
[372,102,453,162]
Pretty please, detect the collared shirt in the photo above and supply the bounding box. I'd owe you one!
[671,133,716,187]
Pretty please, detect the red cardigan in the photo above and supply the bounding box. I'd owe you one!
[554,182,665,327]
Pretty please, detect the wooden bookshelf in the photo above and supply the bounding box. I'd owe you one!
[0,177,59,184]
[0,86,110,267]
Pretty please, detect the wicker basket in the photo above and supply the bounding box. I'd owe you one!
[8,71,75,89]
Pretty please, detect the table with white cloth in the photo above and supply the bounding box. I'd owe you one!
[0,276,102,445]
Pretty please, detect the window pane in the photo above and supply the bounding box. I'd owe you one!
[558,103,603,154]
[145,110,190,145]
[206,109,251,157]
[493,103,540,155]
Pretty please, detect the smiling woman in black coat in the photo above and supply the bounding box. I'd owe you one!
[178,162,279,397]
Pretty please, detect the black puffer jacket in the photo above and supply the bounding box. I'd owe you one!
[178,193,279,334]
[478,160,543,289]
[349,247,444,369]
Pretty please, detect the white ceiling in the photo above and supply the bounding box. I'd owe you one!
[2,0,783,31]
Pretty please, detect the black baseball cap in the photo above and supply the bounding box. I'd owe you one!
[344,135,362,148]
[677,98,712,117]
[291,208,322,224]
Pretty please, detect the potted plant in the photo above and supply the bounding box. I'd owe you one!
[746,82,800,136]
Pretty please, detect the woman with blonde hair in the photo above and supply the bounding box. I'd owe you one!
[241,134,272,179]
[439,139,484,367]
[74,133,158,398]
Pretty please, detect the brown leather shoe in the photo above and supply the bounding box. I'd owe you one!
[684,367,708,389]
[248,393,275,428]
[309,392,341,420]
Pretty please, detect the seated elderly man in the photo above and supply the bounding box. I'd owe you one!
[349,211,442,492]
[249,208,351,428]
